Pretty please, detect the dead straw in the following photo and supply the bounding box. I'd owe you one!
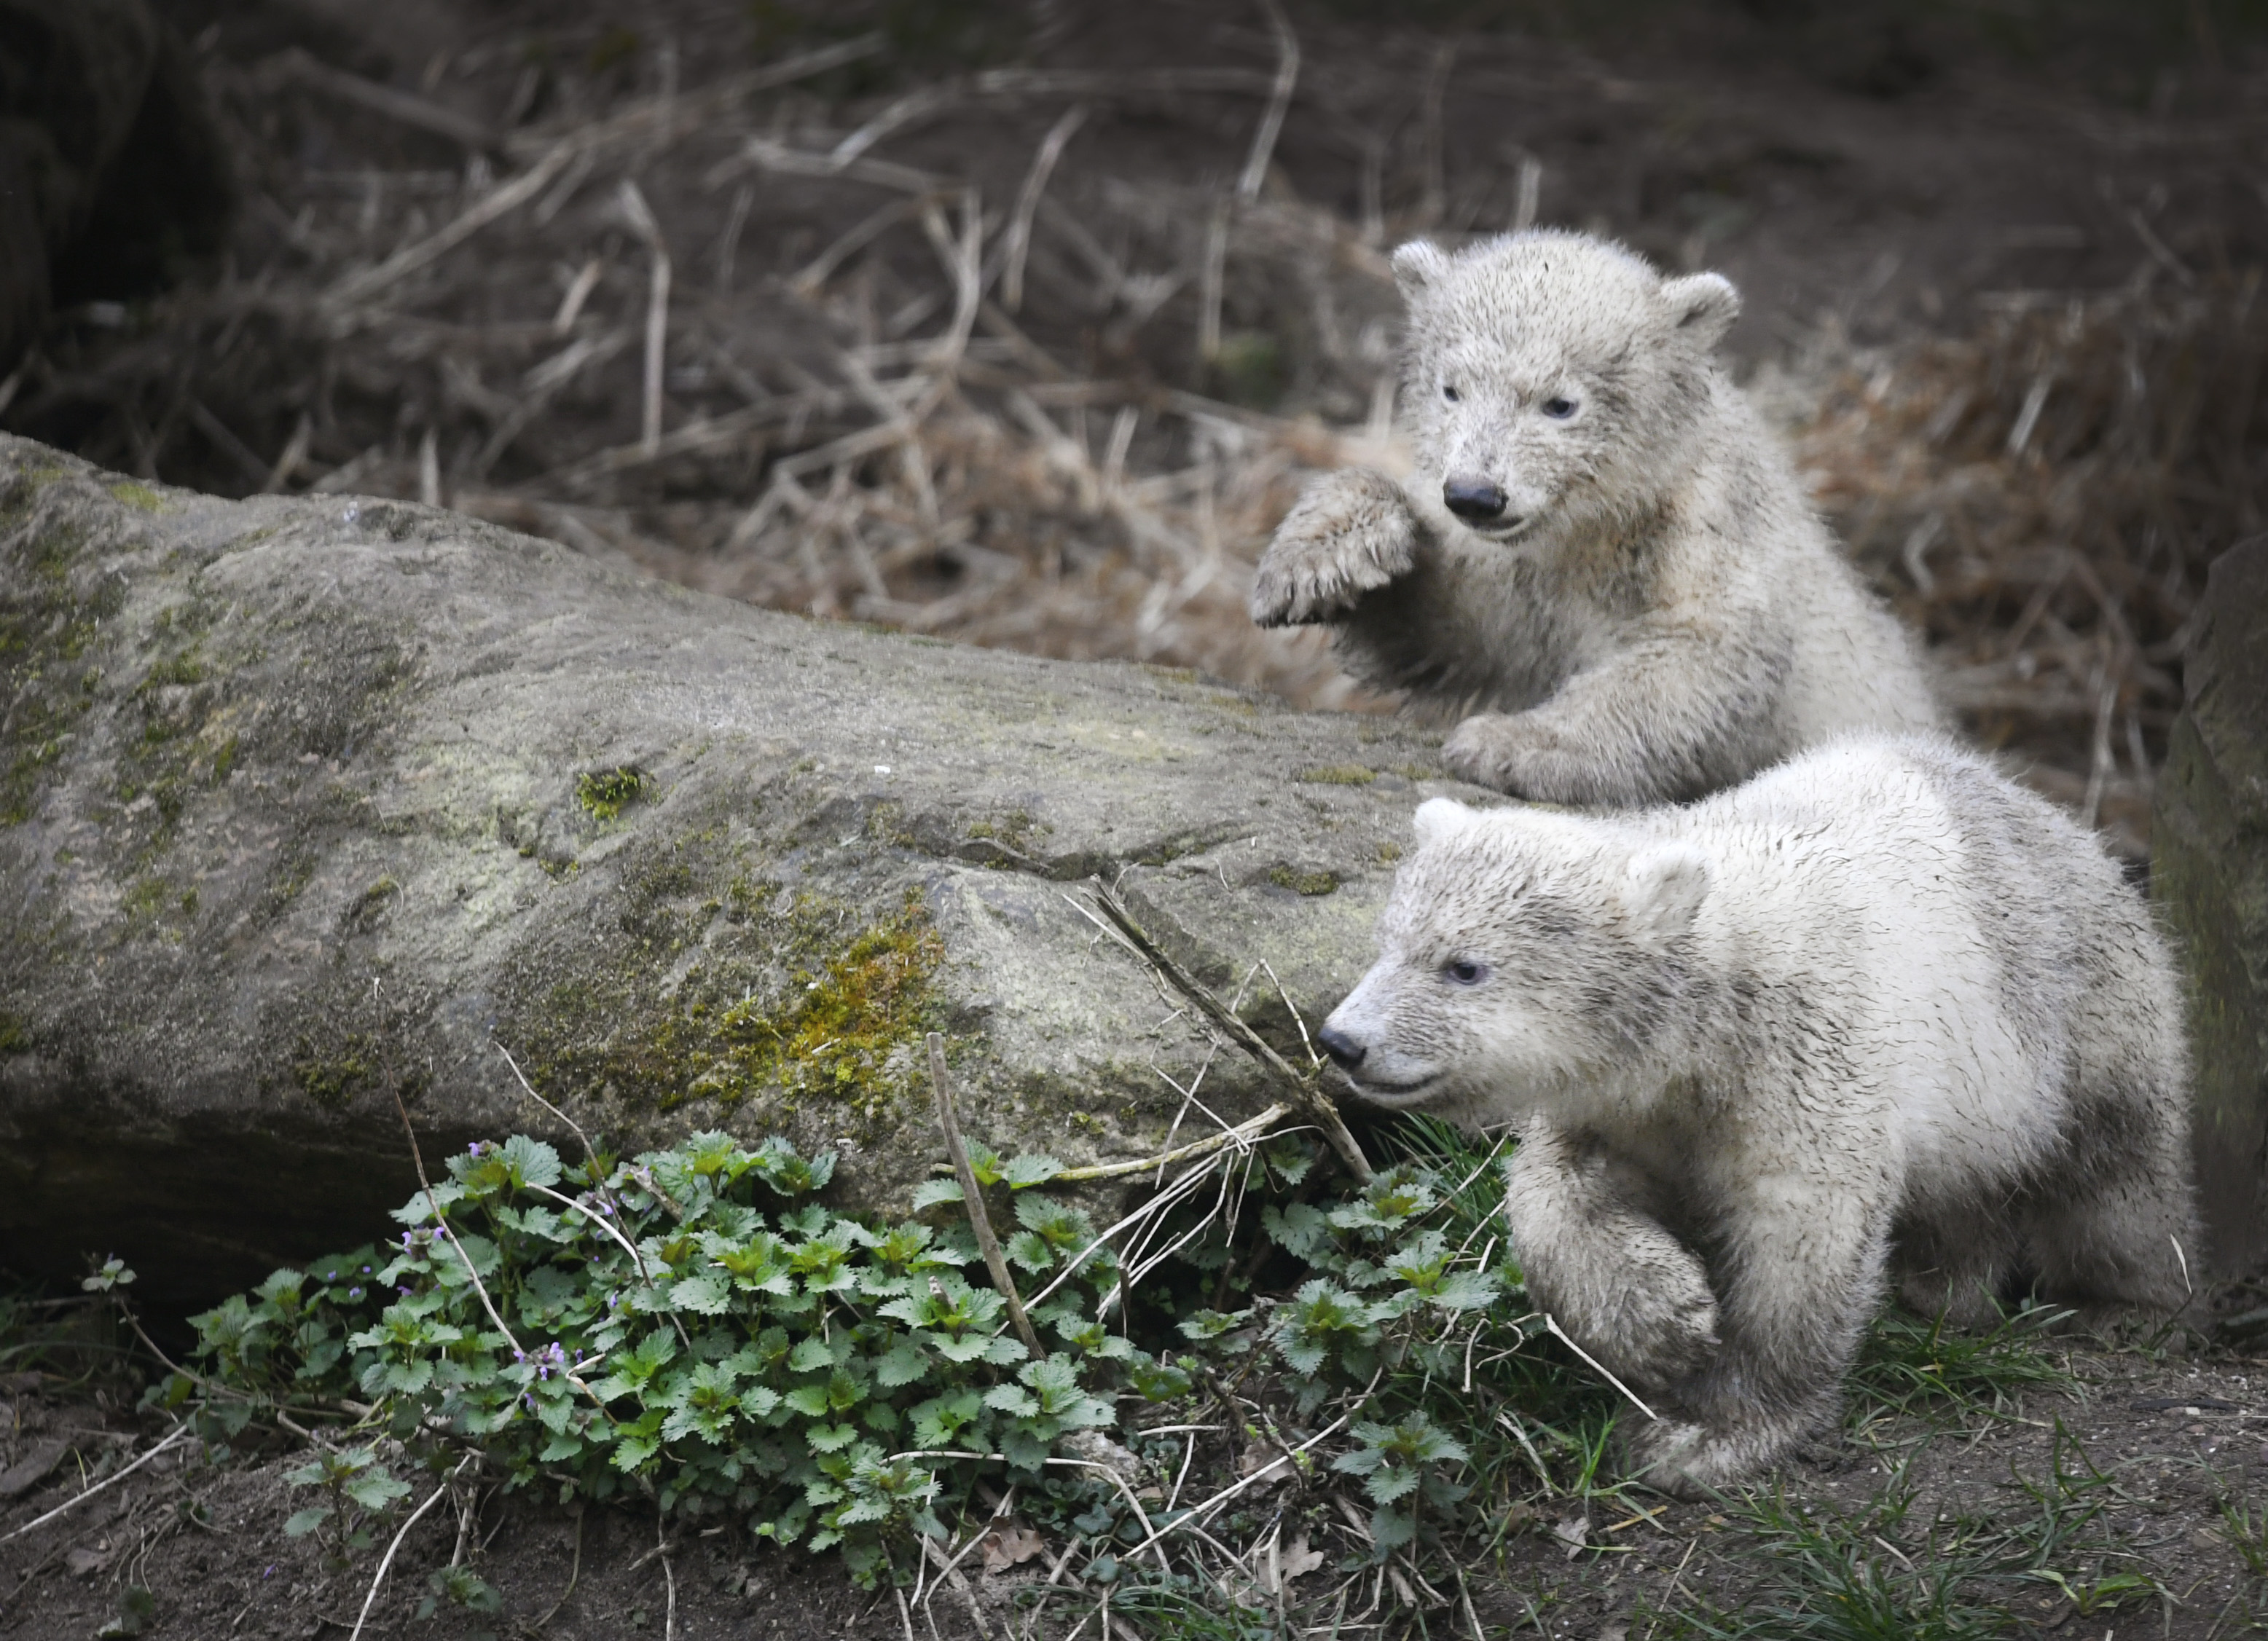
[926,1032,1044,1358]
[1085,881,1373,1183]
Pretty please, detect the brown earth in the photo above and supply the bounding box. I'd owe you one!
[1,1323,2265,1638]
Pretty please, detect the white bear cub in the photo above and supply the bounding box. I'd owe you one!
[1317,737,2194,1494]
[1252,231,1939,805]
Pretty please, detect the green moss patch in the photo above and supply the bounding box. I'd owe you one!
[576,766,650,822]
[105,480,168,514]
[1266,864,1341,897]
[517,877,947,1135]
[1296,764,1376,786]
[0,510,121,827]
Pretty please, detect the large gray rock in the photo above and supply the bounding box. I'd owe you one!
[0,436,1464,1313]
[2154,537,2268,1279]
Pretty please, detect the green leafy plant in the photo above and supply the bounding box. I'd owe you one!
[174,1131,1165,1586]
[417,1564,503,1626]
[1332,1411,1471,1548]
[283,1444,411,1563]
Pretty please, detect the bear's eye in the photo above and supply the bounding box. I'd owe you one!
[1541,396,1577,420]
[1442,384,1461,403]
[1443,959,1488,986]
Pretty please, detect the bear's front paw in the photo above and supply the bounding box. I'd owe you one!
[1625,1406,1817,1498]
[1442,713,1573,798]
[1249,469,1420,627]
[1611,1276,1720,1391]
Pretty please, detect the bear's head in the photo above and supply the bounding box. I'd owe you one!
[1390,229,1741,542]
[1318,798,1713,1118]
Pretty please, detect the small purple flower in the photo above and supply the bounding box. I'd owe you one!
[264,1566,276,1579]
[347,1286,363,1300]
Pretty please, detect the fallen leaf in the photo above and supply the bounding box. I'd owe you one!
[1237,1439,1291,1489]
[979,1522,1045,1575]
[65,1546,109,1578]
[1253,1529,1327,1594]
[0,1438,68,1500]
[1552,1515,1590,1559]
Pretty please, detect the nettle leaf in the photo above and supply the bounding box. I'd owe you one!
[283,1507,332,1538]
[806,1422,860,1454]
[875,1343,930,1389]
[984,1385,1039,1417]
[788,1337,836,1375]
[1177,1307,1253,1342]
[1261,1203,1333,1263]
[613,1436,660,1471]
[751,1137,837,1197]
[343,1468,412,1512]
[1129,1358,1192,1401]
[910,1178,964,1211]
[669,1273,733,1315]
[501,1136,563,1190]
[1000,1154,1062,1189]
[388,1184,463,1227]
[1003,1232,1054,1274]
[783,1385,833,1419]
[1427,1271,1502,1312]
[679,1130,752,1182]
[927,1334,993,1365]
[1000,1425,1051,1471]
[1327,1167,1439,1240]
[910,1390,982,1449]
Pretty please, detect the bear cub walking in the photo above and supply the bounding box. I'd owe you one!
[1252,231,1939,805]
[1317,737,2194,1493]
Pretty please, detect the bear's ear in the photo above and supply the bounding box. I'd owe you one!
[1411,797,1475,849]
[1660,272,1741,351]
[1622,843,1712,937]
[1392,240,1451,302]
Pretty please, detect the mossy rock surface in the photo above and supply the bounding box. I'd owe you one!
[2154,535,2268,1278]
[0,436,1481,1313]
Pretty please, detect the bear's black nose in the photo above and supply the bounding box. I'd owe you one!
[1443,478,1507,522]
[1316,1026,1367,1070]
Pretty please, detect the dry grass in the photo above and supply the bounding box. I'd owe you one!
[1796,274,2266,855]
[7,17,2262,857]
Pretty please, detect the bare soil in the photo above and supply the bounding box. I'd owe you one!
[2,1333,2265,1637]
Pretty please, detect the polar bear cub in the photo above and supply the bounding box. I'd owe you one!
[1251,230,1939,806]
[1315,736,2194,1493]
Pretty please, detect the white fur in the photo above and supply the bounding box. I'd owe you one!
[1252,230,1941,805]
[1324,736,2195,1494]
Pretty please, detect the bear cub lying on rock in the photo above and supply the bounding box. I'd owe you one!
[1252,231,1939,805]
[1317,737,2195,1494]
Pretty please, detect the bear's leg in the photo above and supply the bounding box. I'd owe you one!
[1504,1118,1718,1394]
[1439,620,1789,806]
[1247,469,1422,627]
[1889,1202,2017,1329]
[2022,1072,2197,1318]
[2018,944,2197,1318]
[1629,1171,1891,1496]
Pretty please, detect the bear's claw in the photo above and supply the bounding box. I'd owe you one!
[1249,468,1420,626]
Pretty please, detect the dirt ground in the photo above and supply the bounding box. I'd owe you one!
[4,1,2267,1635]
[1,1331,2265,1638]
